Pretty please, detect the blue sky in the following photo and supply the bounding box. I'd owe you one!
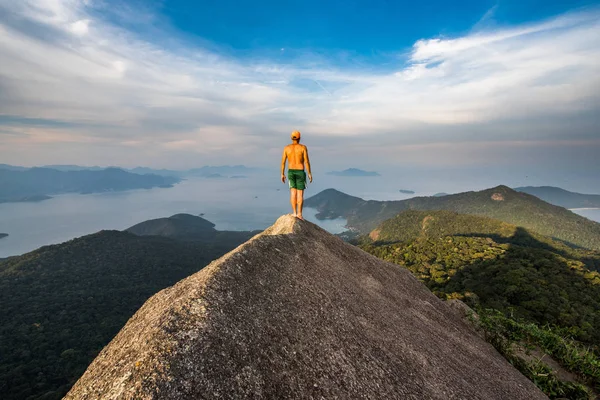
[0,0,599,187]
[160,0,596,53]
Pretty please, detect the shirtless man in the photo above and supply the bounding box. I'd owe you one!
[281,130,313,220]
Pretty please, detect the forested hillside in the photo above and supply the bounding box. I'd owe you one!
[0,228,253,400]
[360,211,600,345]
[306,185,600,250]
[126,213,260,242]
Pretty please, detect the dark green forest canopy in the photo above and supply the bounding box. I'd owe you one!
[305,185,600,250]
[125,213,261,242]
[360,210,600,346]
[0,229,253,400]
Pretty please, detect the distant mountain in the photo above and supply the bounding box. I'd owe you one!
[128,167,183,177]
[187,165,257,177]
[327,168,380,177]
[398,189,415,194]
[0,164,28,171]
[41,165,105,171]
[8,194,52,202]
[0,164,263,178]
[126,213,259,242]
[0,218,259,400]
[0,167,180,203]
[361,210,600,346]
[433,192,450,197]
[515,186,600,209]
[305,185,600,250]
[0,233,7,239]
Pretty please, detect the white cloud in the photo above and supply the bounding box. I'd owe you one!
[69,19,90,35]
[0,0,598,168]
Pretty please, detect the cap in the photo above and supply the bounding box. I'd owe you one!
[291,130,301,140]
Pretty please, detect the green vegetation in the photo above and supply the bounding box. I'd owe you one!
[357,199,600,400]
[473,309,598,399]
[360,209,600,397]
[306,185,600,250]
[0,228,251,400]
[361,212,600,345]
[126,213,259,242]
[363,235,600,344]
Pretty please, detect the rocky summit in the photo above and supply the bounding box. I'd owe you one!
[66,215,546,400]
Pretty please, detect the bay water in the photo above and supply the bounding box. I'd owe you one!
[1,175,598,258]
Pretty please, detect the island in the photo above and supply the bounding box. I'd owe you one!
[16,195,53,202]
[327,168,380,177]
[0,167,180,203]
[187,165,258,177]
[433,192,450,197]
[0,233,8,239]
[399,190,415,194]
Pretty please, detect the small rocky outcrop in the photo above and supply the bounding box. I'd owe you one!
[66,215,546,400]
[491,193,505,201]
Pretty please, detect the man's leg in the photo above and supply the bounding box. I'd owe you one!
[290,188,298,216]
[296,189,304,220]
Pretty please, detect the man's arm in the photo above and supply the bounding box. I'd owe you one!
[304,146,313,183]
[280,148,287,183]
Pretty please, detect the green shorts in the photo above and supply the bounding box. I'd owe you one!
[288,169,307,190]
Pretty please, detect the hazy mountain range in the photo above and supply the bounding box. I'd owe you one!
[0,167,180,203]
[326,168,380,177]
[0,164,260,178]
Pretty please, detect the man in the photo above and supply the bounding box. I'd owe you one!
[281,130,313,220]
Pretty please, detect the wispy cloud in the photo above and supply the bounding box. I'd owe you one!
[0,0,598,169]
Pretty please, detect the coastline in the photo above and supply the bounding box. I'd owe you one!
[569,208,600,211]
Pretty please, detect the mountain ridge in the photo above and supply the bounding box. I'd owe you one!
[305,185,600,250]
[515,186,600,209]
[66,215,546,400]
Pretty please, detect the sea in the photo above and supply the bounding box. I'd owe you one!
[0,175,599,258]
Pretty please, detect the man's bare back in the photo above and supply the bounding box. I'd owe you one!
[283,143,308,170]
[281,131,312,220]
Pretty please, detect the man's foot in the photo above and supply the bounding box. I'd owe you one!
[292,213,297,218]
[296,215,304,220]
